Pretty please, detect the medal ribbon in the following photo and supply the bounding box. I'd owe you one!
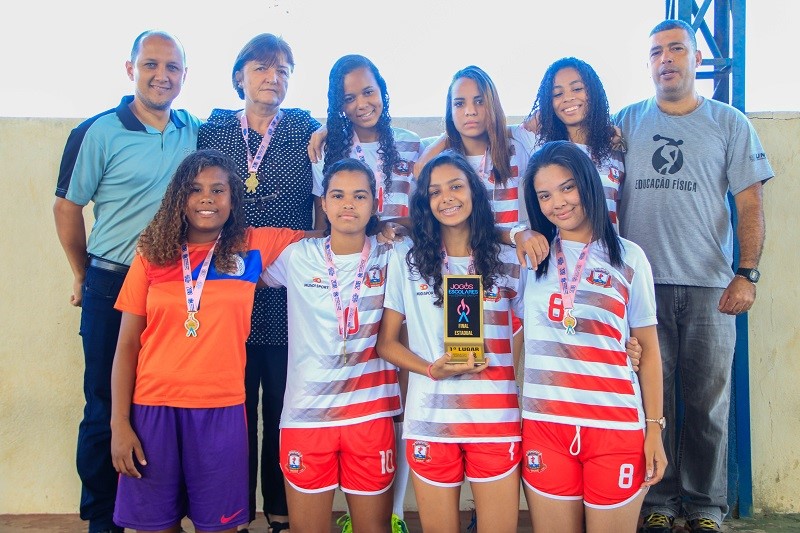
[478,149,494,184]
[477,149,506,223]
[239,110,283,176]
[553,234,591,334]
[441,246,475,275]
[324,236,371,343]
[181,234,221,337]
[351,132,385,213]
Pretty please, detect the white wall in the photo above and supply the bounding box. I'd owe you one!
[1,113,797,514]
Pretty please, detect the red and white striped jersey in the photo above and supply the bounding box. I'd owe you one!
[262,236,402,428]
[383,239,524,443]
[513,238,656,430]
[513,126,624,232]
[313,127,422,220]
[463,137,529,229]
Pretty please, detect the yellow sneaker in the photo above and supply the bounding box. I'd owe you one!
[336,514,352,533]
[391,513,409,533]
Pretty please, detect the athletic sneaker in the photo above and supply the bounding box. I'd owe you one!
[336,514,353,533]
[337,513,408,532]
[466,508,477,533]
[391,513,409,533]
[688,517,722,531]
[640,512,674,532]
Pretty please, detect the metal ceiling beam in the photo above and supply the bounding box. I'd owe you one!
[665,0,746,111]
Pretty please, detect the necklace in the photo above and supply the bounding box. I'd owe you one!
[658,94,703,116]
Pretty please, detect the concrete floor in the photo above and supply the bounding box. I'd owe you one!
[2,512,800,532]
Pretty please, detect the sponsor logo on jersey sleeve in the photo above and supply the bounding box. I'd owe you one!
[303,276,328,289]
[416,283,434,296]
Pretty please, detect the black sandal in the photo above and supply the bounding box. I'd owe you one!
[269,521,290,533]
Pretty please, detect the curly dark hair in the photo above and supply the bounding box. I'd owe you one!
[444,65,513,186]
[528,57,616,165]
[323,54,400,192]
[137,149,248,273]
[320,157,380,237]
[409,151,503,306]
[522,141,622,280]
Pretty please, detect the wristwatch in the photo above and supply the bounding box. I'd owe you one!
[645,417,666,430]
[508,224,529,247]
[736,267,760,284]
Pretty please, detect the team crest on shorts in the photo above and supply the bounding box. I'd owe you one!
[287,450,306,473]
[586,268,613,288]
[525,450,546,473]
[365,265,385,288]
[412,441,431,463]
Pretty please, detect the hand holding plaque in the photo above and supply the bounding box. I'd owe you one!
[429,352,489,379]
[443,274,485,365]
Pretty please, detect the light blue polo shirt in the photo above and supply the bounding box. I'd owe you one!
[64,95,201,265]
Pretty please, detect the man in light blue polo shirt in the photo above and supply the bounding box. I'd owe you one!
[53,30,201,533]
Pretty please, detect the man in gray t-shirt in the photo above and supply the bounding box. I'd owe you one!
[614,19,773,533]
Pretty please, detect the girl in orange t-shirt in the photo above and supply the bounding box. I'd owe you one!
[109,149,305,533]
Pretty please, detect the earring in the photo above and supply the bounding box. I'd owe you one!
[339,111,346,119]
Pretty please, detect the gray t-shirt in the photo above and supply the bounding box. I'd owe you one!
[614,97,773,288]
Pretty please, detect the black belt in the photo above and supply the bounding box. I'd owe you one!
[88,256,130,275]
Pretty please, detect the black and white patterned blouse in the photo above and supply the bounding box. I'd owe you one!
[198,107,321,346]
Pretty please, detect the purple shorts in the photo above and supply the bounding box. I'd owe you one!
[113,404,249,531]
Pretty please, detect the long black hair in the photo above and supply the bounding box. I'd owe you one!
[528,57,616,165]
[522,141,622,279]
[409,151,502,306]
[323,54,399,191]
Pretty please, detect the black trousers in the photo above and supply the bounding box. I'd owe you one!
[244,344,289,522]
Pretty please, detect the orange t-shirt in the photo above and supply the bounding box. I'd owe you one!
[115,227,303,408]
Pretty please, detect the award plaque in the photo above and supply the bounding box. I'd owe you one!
[443,274,485,365]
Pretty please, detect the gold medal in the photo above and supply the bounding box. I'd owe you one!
[562,308,577,335]
[244,171,259,193]
[184,312,200,337]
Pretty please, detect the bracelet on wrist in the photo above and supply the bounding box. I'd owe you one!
[508,224,529,247]
[426,363,438,381]
[645,416,666,430]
